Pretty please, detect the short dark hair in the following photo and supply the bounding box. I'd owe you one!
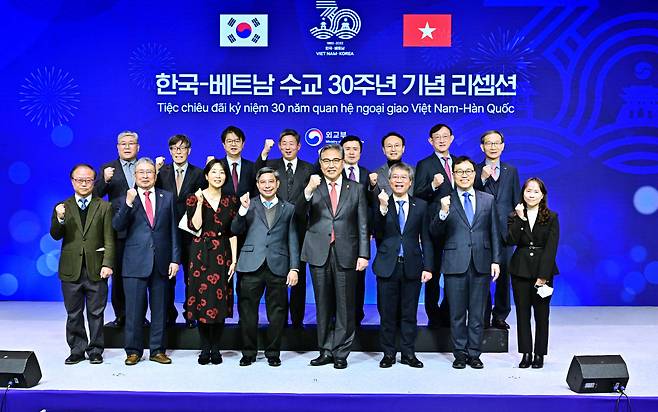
[256,166,279,181]
[221,126,245,143]
[279,129,300,144]
[319,143,344,159]
[203,158,229,188]
[70,163,96,179]
[168,134,191,148]
[340,135,363,150]
[480,130,505,144]
[452,155,476,172]
[381,132,405,147]
[429,123,453,137]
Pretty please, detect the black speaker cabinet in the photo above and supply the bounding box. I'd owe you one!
[566,355,629,393]
[0,351,42,388]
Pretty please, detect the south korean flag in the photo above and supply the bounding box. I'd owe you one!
[220,14,268,47]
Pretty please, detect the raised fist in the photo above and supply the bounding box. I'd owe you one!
[261,139,275,158]
[306,174,322,194]
[195,188,204,204]
[155,156,165,171]
[126,188,138,206]
[440,195,451,213]
[240,192,250,209]
[481,165,493,180]
[368,172,378,187]
[515,203,525,220]
[55,203,66,220]
[206,155,215,165]
[103,167,115,183]
[378,191,389,208]
[432,173,445,189]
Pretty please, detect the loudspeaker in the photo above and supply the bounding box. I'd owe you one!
[0,351,42,388]
[566,355,629,393]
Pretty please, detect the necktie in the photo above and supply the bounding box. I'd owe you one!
[492,165,499,181]
[348,166,355,181]
[329,182,338,243]
[78,198,88,210]
[442,157,452,185]
[231,162,239,193]
[175,168,183,195]
[397,200,406,256]
[126,162,135,188]
[263,201,272,209]
[144,190,155,227]
[286,162,294,199]
[463,192,474,226]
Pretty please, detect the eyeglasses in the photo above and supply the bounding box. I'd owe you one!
[390,174,410,181]
[432,135,451,141]
[453,169,475,177]
[136,170,155,176]
[320,158,343,166]
[72,178,94,184]
[169,145,189,152]
[118,142,137,147]
[224,139,242,146]
[483,142,502,148]
[384,144,402,150]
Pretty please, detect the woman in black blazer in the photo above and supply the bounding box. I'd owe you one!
[507,177,559,369]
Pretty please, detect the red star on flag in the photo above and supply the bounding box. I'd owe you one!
[403,14,452,47]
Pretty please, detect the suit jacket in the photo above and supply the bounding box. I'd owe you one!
[111,189,181,278]
[94,158,134,239]
[431,190,502,274]
[372,196,433,280]
[50,196,115,282]
[297,178,370,269]
[375,163,415,196]
[413,153,455,203]
[255,157,315,205]
[474,160,520,242]
[507,211,560,281]
[343,164,376,233]
[156,163,206,221]
[231,198,299,276]
[219,157,256,198]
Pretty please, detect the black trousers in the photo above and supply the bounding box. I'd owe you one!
[61,267,108,357]
[485,247,512,323]
[309,245,357,360]
[425,238,450,326]
[355,268,366,326]
[288,264,307,326]
[239,264,288,358]
[377,260,422,357]
[110,238,126,320]
[512,276,552,355]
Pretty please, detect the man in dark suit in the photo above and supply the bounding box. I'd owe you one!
[340,135,374,326]
[256,129,315,328]
[431,156,502,370]
[299,144,369,369]
[231,167,300,367]
[112,158,181,366]
[217,125,256,198]
[94,130,140,328]
[474,130,521,330]
[50,164,115,365]
[155,134,205,328]
[413,123,456,328]
[373,162,433,369]
[372,132,414,196]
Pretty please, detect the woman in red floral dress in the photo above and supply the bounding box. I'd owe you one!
[185,159,238,365]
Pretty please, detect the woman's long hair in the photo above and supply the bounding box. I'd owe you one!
[521,177,552,225]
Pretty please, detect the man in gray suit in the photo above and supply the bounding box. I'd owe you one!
[298,144,370,369]
[431,156,502,370]
[231,167,299,367]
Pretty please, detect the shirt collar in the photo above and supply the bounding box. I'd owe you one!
[285,157,298,170]
[227,156,242,167]
[260,195,279,207]
[326,175,343,187]
[457,187,476,198]
[485,159,500,169]
[74,194,92,205]
[434,152,451,160]
[120,158,136,167]
[392,193,410,203]
[138,186,155,196]
[174,162,188,173]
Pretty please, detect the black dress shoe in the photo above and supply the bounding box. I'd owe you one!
[211,352,223,365]
[65,354,85,365]
[519,353,532,369]
[240,355,256,366]
[531,354,544,369]
[468,357,484,369]
[89,354,103,364]
[267,357,281,367]
[452,358,467,369]
[379,354,396,368]
[401,355,424,368]
[186,319,197,329]
[333,358,347,369]
[105,317,124,328]
[198,352,211,365]
[310,353,334,366]
[492,319,510,330]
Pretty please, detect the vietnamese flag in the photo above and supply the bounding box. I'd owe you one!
[403,14,451,47]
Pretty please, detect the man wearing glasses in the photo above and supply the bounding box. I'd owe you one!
[94,131,140,328]
[431,156,502,370]
[215,125,256,198]
[155,134,205,328]
[50,164,115,365]
[474,130,521,331]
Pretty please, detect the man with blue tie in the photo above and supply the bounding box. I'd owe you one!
[431,156,501,369]
[112,158,180,366]
[373,162,433,368]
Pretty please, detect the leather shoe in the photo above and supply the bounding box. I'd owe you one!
[400,355,424,368]
[531,354,544,369]
[198,352,210,365]
[211,352,223,365]
[519,353,532,369]
[186,319,197,329]
[125,354,141,366]
[149,353,172,364]
[267,357,281,367]
[105,317,124,328]
[379,354,396,368]
[65,354,85,365]
[452,358,467,369]
[240,355,256,366]
[492,319,510,330]
[333,358,347,369]
[468,357,484,369]
[310,353,334,366]
[89,354,103,364]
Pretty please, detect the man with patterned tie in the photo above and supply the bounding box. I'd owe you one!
[298,144,369,369]
[50,164,115,365]
[94,131,140,328]
[155,134,205,328]
[414,123,457,329]
[112,158,180,366]
[474,130,521,330]
[431,156,501,370]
